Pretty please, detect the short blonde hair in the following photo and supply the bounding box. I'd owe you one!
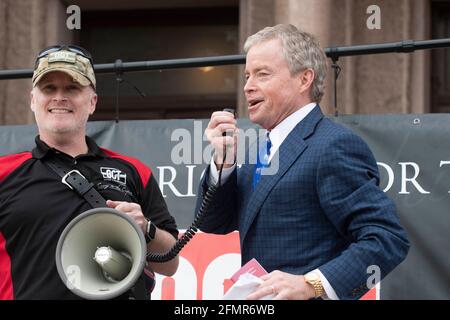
[244,24,328,103]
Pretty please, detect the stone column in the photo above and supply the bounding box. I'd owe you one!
[0,0,7,124]
[336,0,430,115]
[237,0,275,117]
[0,0,72,125]
[237,0,430,116]
[274,0,335,115]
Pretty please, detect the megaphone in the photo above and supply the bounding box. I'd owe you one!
[55,208,147,300]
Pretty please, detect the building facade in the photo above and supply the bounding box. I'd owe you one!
[0,0,444,125]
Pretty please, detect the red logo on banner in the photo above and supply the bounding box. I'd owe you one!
[152,232,377,300]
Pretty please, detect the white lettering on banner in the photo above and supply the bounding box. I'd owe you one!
[153,257,197,300]
[157,162,439,198]
[399,162,430,194]
[153,254,240,300]
[152,232,377,300]
[377,162,394,192]
[202,253,241,300]
[439,161,450,193]
[377,162,430,194]
[157,166,196,198]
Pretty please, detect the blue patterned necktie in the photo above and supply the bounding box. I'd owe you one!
[252,131,272,188]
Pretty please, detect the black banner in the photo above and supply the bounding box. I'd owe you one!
[1,114,449,299]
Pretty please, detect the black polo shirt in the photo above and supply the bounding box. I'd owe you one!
[0,136,178,299]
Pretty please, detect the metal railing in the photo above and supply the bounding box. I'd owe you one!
[1,38,450,117]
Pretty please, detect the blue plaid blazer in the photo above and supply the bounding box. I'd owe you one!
[197,106,409,299]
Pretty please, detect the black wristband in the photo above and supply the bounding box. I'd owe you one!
[145,218,156,244]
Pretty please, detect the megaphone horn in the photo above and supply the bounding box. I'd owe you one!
[55,208,146,300]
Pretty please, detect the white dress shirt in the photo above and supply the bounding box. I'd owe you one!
[209,103,339,300]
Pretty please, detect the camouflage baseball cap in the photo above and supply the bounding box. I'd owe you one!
[32,49,96,89]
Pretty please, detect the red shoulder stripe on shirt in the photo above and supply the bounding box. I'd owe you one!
[100,148,152,188]
[0,232,14,300]
[0,152,32,183]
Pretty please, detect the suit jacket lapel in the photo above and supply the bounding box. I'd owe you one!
[240,106,324,242]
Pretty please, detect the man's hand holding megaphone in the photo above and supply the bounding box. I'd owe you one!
[56,198,180,300]
[106,200,148,234]
[105,199,179,277]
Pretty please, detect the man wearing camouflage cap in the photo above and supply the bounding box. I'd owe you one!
[32,46,97,89]
[0,45,179,299]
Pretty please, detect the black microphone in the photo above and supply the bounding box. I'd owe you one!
[223,108,236,118]
[222,108,236,137]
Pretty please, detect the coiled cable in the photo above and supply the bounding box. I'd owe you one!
[146,108,235,263]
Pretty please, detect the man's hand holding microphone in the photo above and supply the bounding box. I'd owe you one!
[205,109,238,170]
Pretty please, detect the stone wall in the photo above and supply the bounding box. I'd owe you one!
[0,0,72,125]
[0,0,432,125]
[237,0,431,116]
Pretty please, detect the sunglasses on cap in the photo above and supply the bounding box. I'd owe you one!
[35,45,94,68]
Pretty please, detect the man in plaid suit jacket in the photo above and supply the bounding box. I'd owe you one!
[196,24,409,300]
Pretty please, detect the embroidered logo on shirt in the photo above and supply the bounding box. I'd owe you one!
[100,167,127,185]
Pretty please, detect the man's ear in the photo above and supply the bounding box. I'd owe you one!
[30,89,36,112]
[89,92,97,115]
[297,69,315,95]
